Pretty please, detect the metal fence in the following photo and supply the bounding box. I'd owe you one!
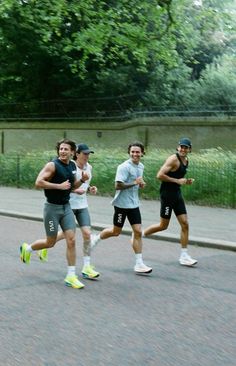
[0,97,236,120]
[0,154,235,208]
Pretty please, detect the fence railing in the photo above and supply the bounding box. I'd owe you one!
[0,97,236,120]
[0,154,235,208]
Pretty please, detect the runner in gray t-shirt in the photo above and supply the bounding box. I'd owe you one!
[91,142,152,274]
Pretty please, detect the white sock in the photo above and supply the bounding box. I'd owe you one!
[142,230,145,237]
[67,266,76,276]
[135,253,143,265]
[93,233,101,245]
[83,256,90,267]
[26,244,33,253]
[181,248,188,256]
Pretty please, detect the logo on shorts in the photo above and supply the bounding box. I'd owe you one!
[49,220,55,232]
[117,213,123,224]
[165,207,170,216]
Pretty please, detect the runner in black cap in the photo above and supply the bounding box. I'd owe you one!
[143,137,197,266]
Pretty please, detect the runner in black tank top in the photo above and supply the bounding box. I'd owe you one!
[143,138,198,267]
[160,152,188,193]
[20,139,90,289]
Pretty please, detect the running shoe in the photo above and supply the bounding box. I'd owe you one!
[38,249,48,262]
[90,233,100,249]
[20,243,31,264]
[179,254,198,266]
[64,275,85,289]
[82,265,100,279]
[134,263,152,274]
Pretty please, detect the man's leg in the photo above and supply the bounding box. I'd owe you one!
[81,226,100,279]
[143,217,170,236]
[176,213,189,248]
[64,229,76,266]
[20,236,57,264]
[63,228,85,289]
[91,225,122,248]
[131,223,143,254]
[177,214,197,266]
[131,223,152,274]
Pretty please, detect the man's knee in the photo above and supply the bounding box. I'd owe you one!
[67,237,76,248]
[181,220,189,231]
[159,219,169,231]
[133,230,142,239]
[46,237,57,248]
[112,227,122,236]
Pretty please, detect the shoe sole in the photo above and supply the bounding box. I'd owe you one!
[179,261,198,267]
[65,282,84,289]
[82,273,100,280]
[135,268,152,274]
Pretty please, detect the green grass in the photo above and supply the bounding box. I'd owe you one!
[1,148,236,207]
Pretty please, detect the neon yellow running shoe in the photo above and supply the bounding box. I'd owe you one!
[38,249,48,262]
[64,275,85,289]
[20,243,31,264]
[82,265,100,279]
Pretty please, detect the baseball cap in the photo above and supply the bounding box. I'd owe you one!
[76,143,94,154]
[178,137,192,148]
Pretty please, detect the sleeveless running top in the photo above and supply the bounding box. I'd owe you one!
[44,158,76,204]
[160,153,188,193]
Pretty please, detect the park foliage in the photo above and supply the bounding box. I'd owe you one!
[0,148,236,208]
[0,0,235,117]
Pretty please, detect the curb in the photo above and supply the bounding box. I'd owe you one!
[1,210,235,252]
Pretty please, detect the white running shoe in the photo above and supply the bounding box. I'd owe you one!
[134,263,152,274]
[179,254,198,266]
[90,233,100,250]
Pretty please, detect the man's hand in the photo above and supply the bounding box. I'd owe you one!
[89,186,97,195]
[81,171,89,182]
[60,180,71,190]
[186,178,195,185]
[178,178,195,185]
[135,176,146,188]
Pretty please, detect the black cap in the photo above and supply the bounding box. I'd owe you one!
[76,143,94,154]
[178,137,192,148]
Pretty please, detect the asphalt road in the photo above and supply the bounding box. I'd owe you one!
[1,216,236,366]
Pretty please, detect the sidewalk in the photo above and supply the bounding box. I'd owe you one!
[0,186,235,251]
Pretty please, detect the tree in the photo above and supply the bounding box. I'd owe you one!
[0,0,235,117]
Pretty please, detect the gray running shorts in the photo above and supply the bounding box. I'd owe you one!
[43,202,76,237]
[73,208,91,227]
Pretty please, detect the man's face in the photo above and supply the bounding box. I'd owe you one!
[58,143,73,162]
[77,151,90,164]
[129,146,143,164]
[177,144,191,157]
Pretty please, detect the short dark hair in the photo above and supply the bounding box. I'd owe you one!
[128,141,145,155]
[56,138,76,155]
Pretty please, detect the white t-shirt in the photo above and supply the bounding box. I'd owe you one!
[69,162,92,209]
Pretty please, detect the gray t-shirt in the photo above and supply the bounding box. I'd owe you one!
[111,158,144,208]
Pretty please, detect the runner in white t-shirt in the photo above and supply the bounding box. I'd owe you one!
[57,143,100,280]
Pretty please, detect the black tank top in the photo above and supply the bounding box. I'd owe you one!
[44,158,76,204]
[160,153,188,193]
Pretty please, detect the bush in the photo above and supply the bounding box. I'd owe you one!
[0,148,236,207]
